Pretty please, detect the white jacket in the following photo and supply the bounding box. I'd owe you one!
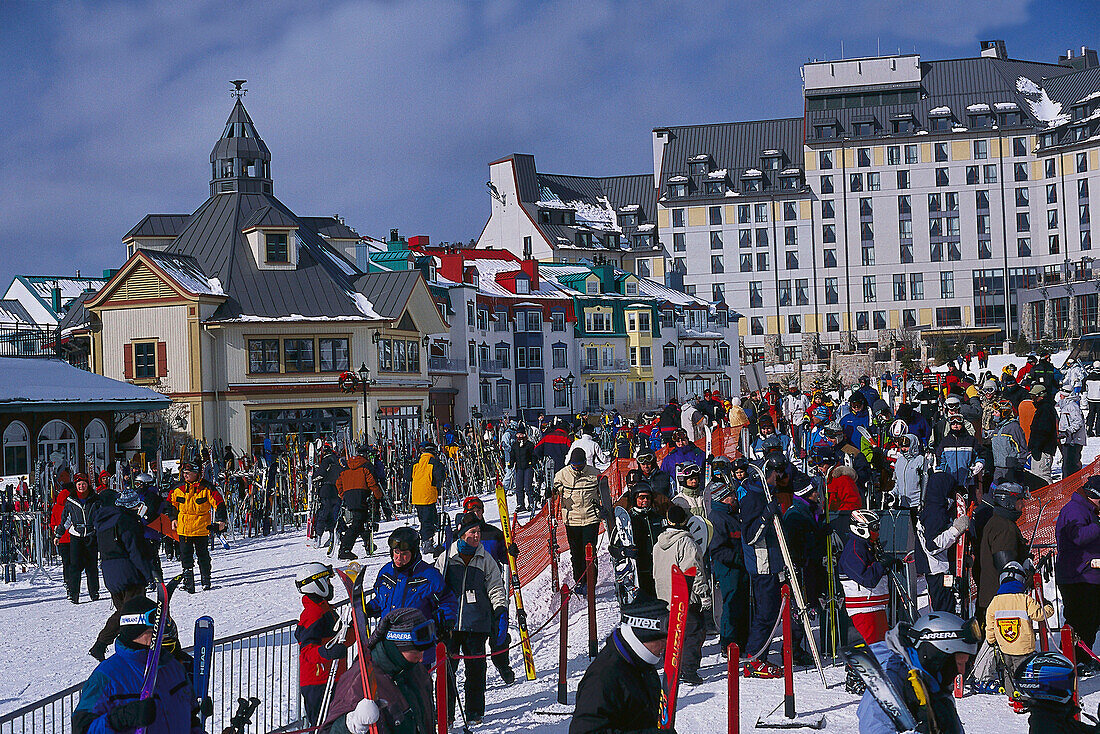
[568,435,609,470]
[1057,396,1088,446]
[652,526,711,608]
[782,394,811,427]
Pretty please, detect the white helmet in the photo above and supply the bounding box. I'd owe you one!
[295,562,335,600]
[1093,361,1100,370]
[850,509,880,539]
[888,419,909,438]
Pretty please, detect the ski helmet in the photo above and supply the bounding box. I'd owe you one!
[731,457,750,476]
[849,509,880,539]
[671,428,689,443]
[992,482,1028,510]
[888,419,909,438]
[764,454,789,477]
[709,480,733,503]
[900,612,981,684]
[996,399,1015,420]
[945,394,963,409]
[133,473,155,489]
[1012,651,1077,706]
[809,445,837,467]
[823,420,844,439]
[999,561,1029,587]
[677,462,701,484]
[295,562,335,600]
[388,526,421,555]
[848,392,867,408]
[636,450,657,467]
[462,496,485,513]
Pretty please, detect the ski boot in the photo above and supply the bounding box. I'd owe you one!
[183,569,196,594]
[792,647,815,667]
[680,671,704,685]
[200,571,212,591]
[743,659,782,678]
[967,678,1004,695]
[844,666,865,695]
[1009,698,1027,714]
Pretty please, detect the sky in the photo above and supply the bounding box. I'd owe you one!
[0,0,1097,287]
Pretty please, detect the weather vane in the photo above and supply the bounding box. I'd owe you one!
[230,80,247,99]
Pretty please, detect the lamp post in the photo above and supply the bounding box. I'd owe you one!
[358,362,372,444]
[565,372,575,416]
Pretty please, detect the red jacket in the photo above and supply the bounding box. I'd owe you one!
[296,595,341,687]
[49,488,71,544]
[825,467,862,512]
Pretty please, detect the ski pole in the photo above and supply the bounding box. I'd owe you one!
[781,585,794,719]
[728,643,739,734]
[558,582,570,705]
[436,642,448,734]
[586,543,597,659]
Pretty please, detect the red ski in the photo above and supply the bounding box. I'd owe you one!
[953,495,973,698]
[335,568,380,734]
[659,565,695,730]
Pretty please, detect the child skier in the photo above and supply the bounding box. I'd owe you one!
[294,562,346,726]
[839,509,890,645]
[985,561,1054,700]
[1013,651,1097,733]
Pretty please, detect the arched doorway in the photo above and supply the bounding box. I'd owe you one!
[38,420,77,476]
[83,419,108,476]
[2,421,29,476]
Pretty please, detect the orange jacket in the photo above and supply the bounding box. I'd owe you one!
[336,456,382,509]
[1018,399,1036,442]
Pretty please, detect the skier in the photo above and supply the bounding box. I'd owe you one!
[509,428,537,511]
[57,473,104,605]
[89,484,157,661]
[985,561,1054,698]
[889,433,927,509]
[168,462,226,593]
[335,447,383,560]
[658,397,682,445]
[989,399,1029,485]
[709,478,749,654]
[1027,384,1058,484]
[659,428,705,477]
[783,385,811,458]
[782,481,826,665]
[294,562,346,726]
[72,595,202,734]
[568,425,610,472]
[460,495,515,685]
[49,480,76,591]
[1054,476,1100,663]
[839,509,891,645]
[322,608,436,734]
[635,450,673,498]
[554,448,602,597]
[934,414,987,493]
[439,512,508,725]
[312,444,344,550]
[653,503,710,684]
[977,483,1029,623]
[533,418,572,475]
[1056,388,1087,478]
[410,442,445,557]
[816,421,874,491]
[364,526,457,668]
[674,463,706,515]
[855,612,980,734]
[739,465,784,678]
[624,480,665,600]
[133,472,170,585]
[570,599,669,734]
[1012,651,1097,733]
[1085,362,1100,436]
[840,392,872,445]
[915,472,970,613]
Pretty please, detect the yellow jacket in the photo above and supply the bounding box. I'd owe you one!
[410,451,444,506]
[985,588,1054,656]
[169,480,225,537]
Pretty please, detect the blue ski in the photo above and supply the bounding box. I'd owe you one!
[193,616,214,727]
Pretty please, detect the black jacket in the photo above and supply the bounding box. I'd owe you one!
[628,508,664,579]
[509,441,536,471]
[708,500,745,571]
[59,493,100,539]
[570,629,663,734]
[658,403,681,431]
[96,504,155,592]
[638,468,672,498]
[1029,400,1059,456]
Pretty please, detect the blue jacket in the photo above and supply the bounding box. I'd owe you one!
[365,558,458,629]
[659,443,706,478]
[839,535,887,589]
[73,640,200,734]
[739,483,782,576]
[840,409,870,445]
[856,641,964,734]
[708,499,744,570]
[1055,491,1100,585]
[95,504,155,593]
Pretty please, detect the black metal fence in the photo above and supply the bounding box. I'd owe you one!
[0,325,58,359]
[0,617,304,734]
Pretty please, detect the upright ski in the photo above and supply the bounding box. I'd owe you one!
[134,578,172,734]
[613,505,639,605]
[952,495,972,698]
[193,616,214,728]
[658,564,694,730]
[841,644,920,732]
[335,567,380,734]
[496,481,536,680]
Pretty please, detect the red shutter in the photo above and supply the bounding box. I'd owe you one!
[123,343,134,379]
[157,341,168,377]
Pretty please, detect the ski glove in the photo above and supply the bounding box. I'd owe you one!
[515,608,527,627]
[970,462,984,477]
[951,514,970,534]
[107,698,156,730]
[345,698,381,733]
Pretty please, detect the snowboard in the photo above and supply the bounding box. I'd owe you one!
[496,482,536,680]
[658,564,694,730]
[193,616,214,728]
[841,644,919,732]
[613,506,639,606]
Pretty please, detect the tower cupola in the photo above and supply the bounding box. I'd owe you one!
[209,81,272,196]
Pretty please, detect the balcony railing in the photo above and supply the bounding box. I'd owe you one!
[680,357,726,372]
[428,356,467,374]
[580,358,628,374]
[478,359,505,374]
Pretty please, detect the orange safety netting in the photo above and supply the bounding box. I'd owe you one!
[1017,454,1100,555]
[510,427,745,588]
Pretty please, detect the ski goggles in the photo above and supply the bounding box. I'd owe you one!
[386,618,437,649]
[120,608,160,628]
[462,496,485,512]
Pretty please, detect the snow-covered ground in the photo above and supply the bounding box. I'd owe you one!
[4,475,1100,731]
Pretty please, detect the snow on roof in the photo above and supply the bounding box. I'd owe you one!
[350,292,384,320]
[668,175,689,183]
[221,313,379,323]
[1027,88,1070,127]
[966,103,991,112]
[536,190,617,231]
[761,149,781,156]
[706,169,728,179]
[23,277,107,306]
[742,168,763,177]
[1077,90,1100,105]
[929,106,951,115]
[724,190,740,197]
[952,125,969,132]
[780,167,802,175]
[147,253,225,297]
[536,198,573,210]
[994,101,1019,110]
[1016,76,1041,95]
[0,357,171,411]
[619,204,640,212]
[688,154,710,162]
[636,223,656,232]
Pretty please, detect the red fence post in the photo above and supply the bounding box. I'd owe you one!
[558,583,570,705]
[1061,624,1079,719]
[586,543,597,659]
[781,584,794,719]
[435,642,447,734]
[728,643,739,734]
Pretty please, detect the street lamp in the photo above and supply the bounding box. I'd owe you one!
[565,372,575,416]
[358,363,372,444]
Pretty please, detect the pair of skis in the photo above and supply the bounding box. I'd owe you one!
[598,476,639,608]
[952,494,974,698]
[658,565,695,730]
[495,482,536,680]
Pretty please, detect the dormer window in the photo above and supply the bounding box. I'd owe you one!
[471,272,480,288]
[633,233,653,249]
[742,169,764,193]
[779,170,802,190]
[814,122,839,139]
[890,114,917,134]
[929,108,953,131]
[265,233,288,263]
[586,280,598,295]
[515,278,529,294]
[668,175,689,198]
[606,233,621,248]
[703,180,724,194]
[577,232,597,248]
[625,281,638,295]
[620,213,637,227]
[762,151,782,170]
[688,154,711,176]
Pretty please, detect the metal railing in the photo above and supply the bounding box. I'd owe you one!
[0,325,58,359]
[478,358,505,374]
[0,617,303,734]
[428,356,466,373]
[580,358,628,374]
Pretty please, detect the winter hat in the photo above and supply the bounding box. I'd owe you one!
[370,608,435,652]
[1030,384,1047,396]
[569,448,587,467]
[621,598,669,642]
[665,504,689,528]
[116,486,143,509]
[454,512,481,539]
[117,595,159,647]
[1083,476,1100,501]
[709,481,733,503]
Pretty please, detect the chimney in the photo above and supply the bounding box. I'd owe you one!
[389,228,400,243]
[980,39,1007,59]
[407,235,431,249]
[437,250,464,283]
[520,259,539,290]
[51,286,61,314]
[1059,46,1098,70]
[75,269,80,278]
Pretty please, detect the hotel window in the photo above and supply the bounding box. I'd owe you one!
[979,239,993,259]
[857,148,871,167]
[788,315,802,333]
[873,311,887,330]
[709,206,722,225]
[756,228,769,246]
[1016,187,1030,207]
[910,273,924,300]
[947,241,961,261]
[850,173,863,192]
[940,271,954,299]
[283,339,315,372]
[825,278,839,304]
[856,312,869,330]
[785,226,797,246]
[673,232,685,252]
[740,254,753,273]
[318,338,350,372]
[778,280,791,307]
[1048,184,1058,204]
[1045,159,1057,178]
[904,144,918,164]
[887,146,900,165]
[976,190,989,210]
[823,249,837,268]
[900,242,913,263]
[749,281,763,308]
[974,139,988,159]
[711,255,724,274]
[860,197,873,217]
[756,252,769,272]
[785,251,799,270]
[819,150,833,169]
[1018,237,1032,257]
[977,214,990,235]
[711,230,723,249]
[898,195,911,215]
[820,175,834,194]
[1017,212,1030,231]
[935,168,949,187]
[672,208,685,227]
[739,230,752,247]
[795,279,809,305]
[984,164,997,183]
[893,274,906,301]
[783,202,797,220]
[755,203,768,222]
[903,309,917,328]
[822,224,836,243]
[1048,209,1058,229]
[822,200,835,219]
[1083,231,1092,251]
[265,233,289,263]
[712,283,724,302]
[966,166,979,185]
[934,143,949,162]
[738,204,751,223]
[931,242,943,262]
[1079,152,1089,173]
[1082,203,1091,225]
[862,275,876,303]
[862,244,875,266]
[897,170,910,189]
[1080,179,1090,198]
[1014,162,1029,181]
[751,317,764,335]
[1049,235,1060,255]
[248,339,280,373]
[826,313,840,332]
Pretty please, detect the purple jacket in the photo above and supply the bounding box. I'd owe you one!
[659,443,706,478]
[1055,492,1100,585]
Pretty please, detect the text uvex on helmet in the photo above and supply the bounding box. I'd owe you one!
[295,562,335,600]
